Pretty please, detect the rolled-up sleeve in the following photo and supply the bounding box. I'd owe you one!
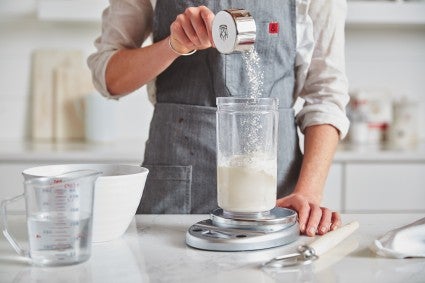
[87,0,153,99]
[295,0,350,139]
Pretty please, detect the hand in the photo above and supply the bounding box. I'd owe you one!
[276,193,341,237]
[169,6,215,54]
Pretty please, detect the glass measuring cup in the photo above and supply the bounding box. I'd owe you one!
[1,170,101,266]
[216,97,279,215]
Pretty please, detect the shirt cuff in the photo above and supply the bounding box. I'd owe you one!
[87,49,125,100]
[296,104,350,140]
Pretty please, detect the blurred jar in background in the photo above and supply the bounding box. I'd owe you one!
[347,89,393,148]
[388,97,420,150]
[85,92,118,143]
[348,93,369,145]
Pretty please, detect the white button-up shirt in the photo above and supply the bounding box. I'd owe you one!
[88,0,350,138]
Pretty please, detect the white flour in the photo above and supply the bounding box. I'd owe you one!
[241,47,265,98]
[240,47,266,153]
[217,154,277,213]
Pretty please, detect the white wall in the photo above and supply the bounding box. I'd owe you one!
[0,0,154,144]
[345,25,425,138]
[0,1,424,142]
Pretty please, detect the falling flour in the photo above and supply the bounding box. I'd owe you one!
[241,47,265,99]
[240,47,265,154]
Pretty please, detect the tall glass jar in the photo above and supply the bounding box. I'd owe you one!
[216,97,279,214]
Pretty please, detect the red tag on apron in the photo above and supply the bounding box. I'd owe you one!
[269,22,279,34]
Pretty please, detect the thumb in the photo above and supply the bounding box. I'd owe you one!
[276,196,294,209]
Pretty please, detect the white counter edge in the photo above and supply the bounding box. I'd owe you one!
[0,140,424,162]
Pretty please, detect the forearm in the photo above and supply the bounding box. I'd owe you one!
[294,124,339,204]
[105,37,179,96]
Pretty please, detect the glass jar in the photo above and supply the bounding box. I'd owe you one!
[216,97,279,214]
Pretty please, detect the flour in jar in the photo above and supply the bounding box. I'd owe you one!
[217,154,277,213]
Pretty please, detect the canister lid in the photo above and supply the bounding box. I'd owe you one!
[212,9,256,54]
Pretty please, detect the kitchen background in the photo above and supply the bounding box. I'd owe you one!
[0,0,424,213]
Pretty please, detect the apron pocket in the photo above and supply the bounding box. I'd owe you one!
[137,165,192,214]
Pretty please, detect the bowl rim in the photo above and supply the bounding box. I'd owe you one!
[22,164,149,179]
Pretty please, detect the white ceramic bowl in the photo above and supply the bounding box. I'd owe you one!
[22,164,149,242]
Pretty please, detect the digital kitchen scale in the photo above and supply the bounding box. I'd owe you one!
[186,207,299,251]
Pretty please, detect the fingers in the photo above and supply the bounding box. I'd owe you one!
[276,195,309,234]
[330,211,341,231]
[276,194,341,237]
[200,6,215,45]
[179,12,201,46]
[170,21,195,51]
[306,206,342,236]
[305,203,321,236]
[296,201,310,235]
[170,6,213,53]
[317,207,332,235]
[187,7,212,46]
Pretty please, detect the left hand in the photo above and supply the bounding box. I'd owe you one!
[276,193,341,236]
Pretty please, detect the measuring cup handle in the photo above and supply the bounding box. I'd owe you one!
[1,194,28,258]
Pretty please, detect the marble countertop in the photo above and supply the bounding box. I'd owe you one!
[1,213,424,283]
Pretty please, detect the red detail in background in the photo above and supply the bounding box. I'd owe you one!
[269,22,279,34]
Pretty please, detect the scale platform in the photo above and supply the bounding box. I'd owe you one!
[186,207,299,251]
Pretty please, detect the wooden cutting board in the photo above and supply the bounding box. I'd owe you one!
[53,66,95,141]
[31,49,83,141]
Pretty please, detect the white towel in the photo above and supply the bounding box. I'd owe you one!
[370,217,425,259]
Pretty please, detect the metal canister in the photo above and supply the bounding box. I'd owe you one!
[212,9,256,54]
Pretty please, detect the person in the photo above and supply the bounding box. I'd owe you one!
[88,0,350,237]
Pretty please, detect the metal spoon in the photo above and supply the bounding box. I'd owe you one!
[264,221,360,268]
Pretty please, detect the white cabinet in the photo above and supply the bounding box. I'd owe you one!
[322,164,343,211]
[321,147,425,213]
[345,163,425,212]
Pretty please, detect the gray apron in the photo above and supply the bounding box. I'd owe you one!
[138,0,302,214]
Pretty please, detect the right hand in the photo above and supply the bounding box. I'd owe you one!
[169,6,215,54]
[277,193,341,237]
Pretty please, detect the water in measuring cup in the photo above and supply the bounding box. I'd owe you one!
[218,154,277,213]
[27,212,92,266]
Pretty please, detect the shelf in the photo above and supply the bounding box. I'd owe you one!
[333,142,425,162]
[37,0,108,22]
[0,140,144,162]
[347,1,425,25]
[0,140,424,163]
